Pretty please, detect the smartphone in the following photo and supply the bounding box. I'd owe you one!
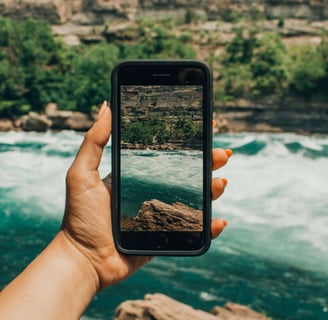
[111,60,213,256]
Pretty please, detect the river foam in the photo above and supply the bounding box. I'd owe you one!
[1,131,327,319]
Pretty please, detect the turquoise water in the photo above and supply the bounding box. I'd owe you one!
[1,131,328,319]
[121,149,203,217]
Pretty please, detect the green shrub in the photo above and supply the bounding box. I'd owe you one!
[250,33,289,95]
[288,45,326,98]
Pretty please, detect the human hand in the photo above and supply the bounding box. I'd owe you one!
[61,101,232,291]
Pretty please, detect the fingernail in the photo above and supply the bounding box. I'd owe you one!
[221,178,228,186]
[222,220,228,227]
[97,101,107,120]
[225,149,233,158]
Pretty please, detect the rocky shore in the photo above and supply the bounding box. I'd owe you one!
[0,103,95,132]
[2,99,327,134]
[213,96,328,134]
[114,293,269,320]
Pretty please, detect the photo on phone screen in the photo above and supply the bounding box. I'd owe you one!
[111,61,212,255]
[120,85,203,232]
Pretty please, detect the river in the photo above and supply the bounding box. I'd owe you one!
[0,131,327,319]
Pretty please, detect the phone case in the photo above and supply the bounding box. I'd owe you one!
[111,60,213,256]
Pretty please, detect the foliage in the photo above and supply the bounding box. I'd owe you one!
[0,18,65,115]
[119,20,195,60]
[288,44,326,98]
[121,118,169,145]
[1,16,328,118]
[0,17,196,118]
[250,33,289,96]
[216,28,328,102]
[60,43,119,112]
[121,117,201,146]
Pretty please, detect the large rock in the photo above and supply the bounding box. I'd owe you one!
[21,112,51,132]
[0,119,14,132]
[115,293,219,320]
[123,199,203,232]
[114,293,268,320]
[48,110,93,131]
[44,104,94,130]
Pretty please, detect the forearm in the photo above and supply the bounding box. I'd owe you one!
[0,231,99,320]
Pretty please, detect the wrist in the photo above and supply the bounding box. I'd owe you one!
[56,230,100,294]
[0,231,100,320]
[45,231,100,316]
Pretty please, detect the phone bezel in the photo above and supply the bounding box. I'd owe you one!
[111,60,213,256]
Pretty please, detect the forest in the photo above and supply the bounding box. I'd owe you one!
[1,16,328,118]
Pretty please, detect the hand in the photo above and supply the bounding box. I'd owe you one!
[61,101,232,291]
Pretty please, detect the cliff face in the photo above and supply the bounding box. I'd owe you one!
[121,86,203,123]
[265,0,328,20]
[1,0,327,23]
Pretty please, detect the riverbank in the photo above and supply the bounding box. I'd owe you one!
[1,96,327,134]
[0,103,95,132]
[214,96,328,134]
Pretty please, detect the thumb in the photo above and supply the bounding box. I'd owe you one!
[70,101,111,173]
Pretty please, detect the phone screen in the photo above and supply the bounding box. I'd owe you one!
[112,61,212,255]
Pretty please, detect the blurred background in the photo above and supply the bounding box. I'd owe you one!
[0,1,327,319]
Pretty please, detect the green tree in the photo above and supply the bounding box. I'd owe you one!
[250,33,289,96]
[174,118,196,141]
[0,18,67,115]
[223,28,258,65]
[288,45,326,98]
[62,42,119,112]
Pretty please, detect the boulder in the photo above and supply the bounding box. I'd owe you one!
[115,293,219,320]
[0,119,14,132]
[46,108,93,131]
[114,293,269,320]
[47,110,74,130]
[65,111,93,131]
[21,112,51,132]
[132,199,202,232]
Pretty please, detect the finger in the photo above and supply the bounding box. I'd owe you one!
[72,101,111,173]
[212,148,232,171]
[212,177,227,200]
[211,218,228,239]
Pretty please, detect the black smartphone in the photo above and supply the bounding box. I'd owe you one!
[111,60,213,256]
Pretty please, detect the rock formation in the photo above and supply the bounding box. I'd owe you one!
[114,293,269,320]
[121,85,203,123]
[215,95,328,134]
[121,199,203,232]
[1,0,327,25]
